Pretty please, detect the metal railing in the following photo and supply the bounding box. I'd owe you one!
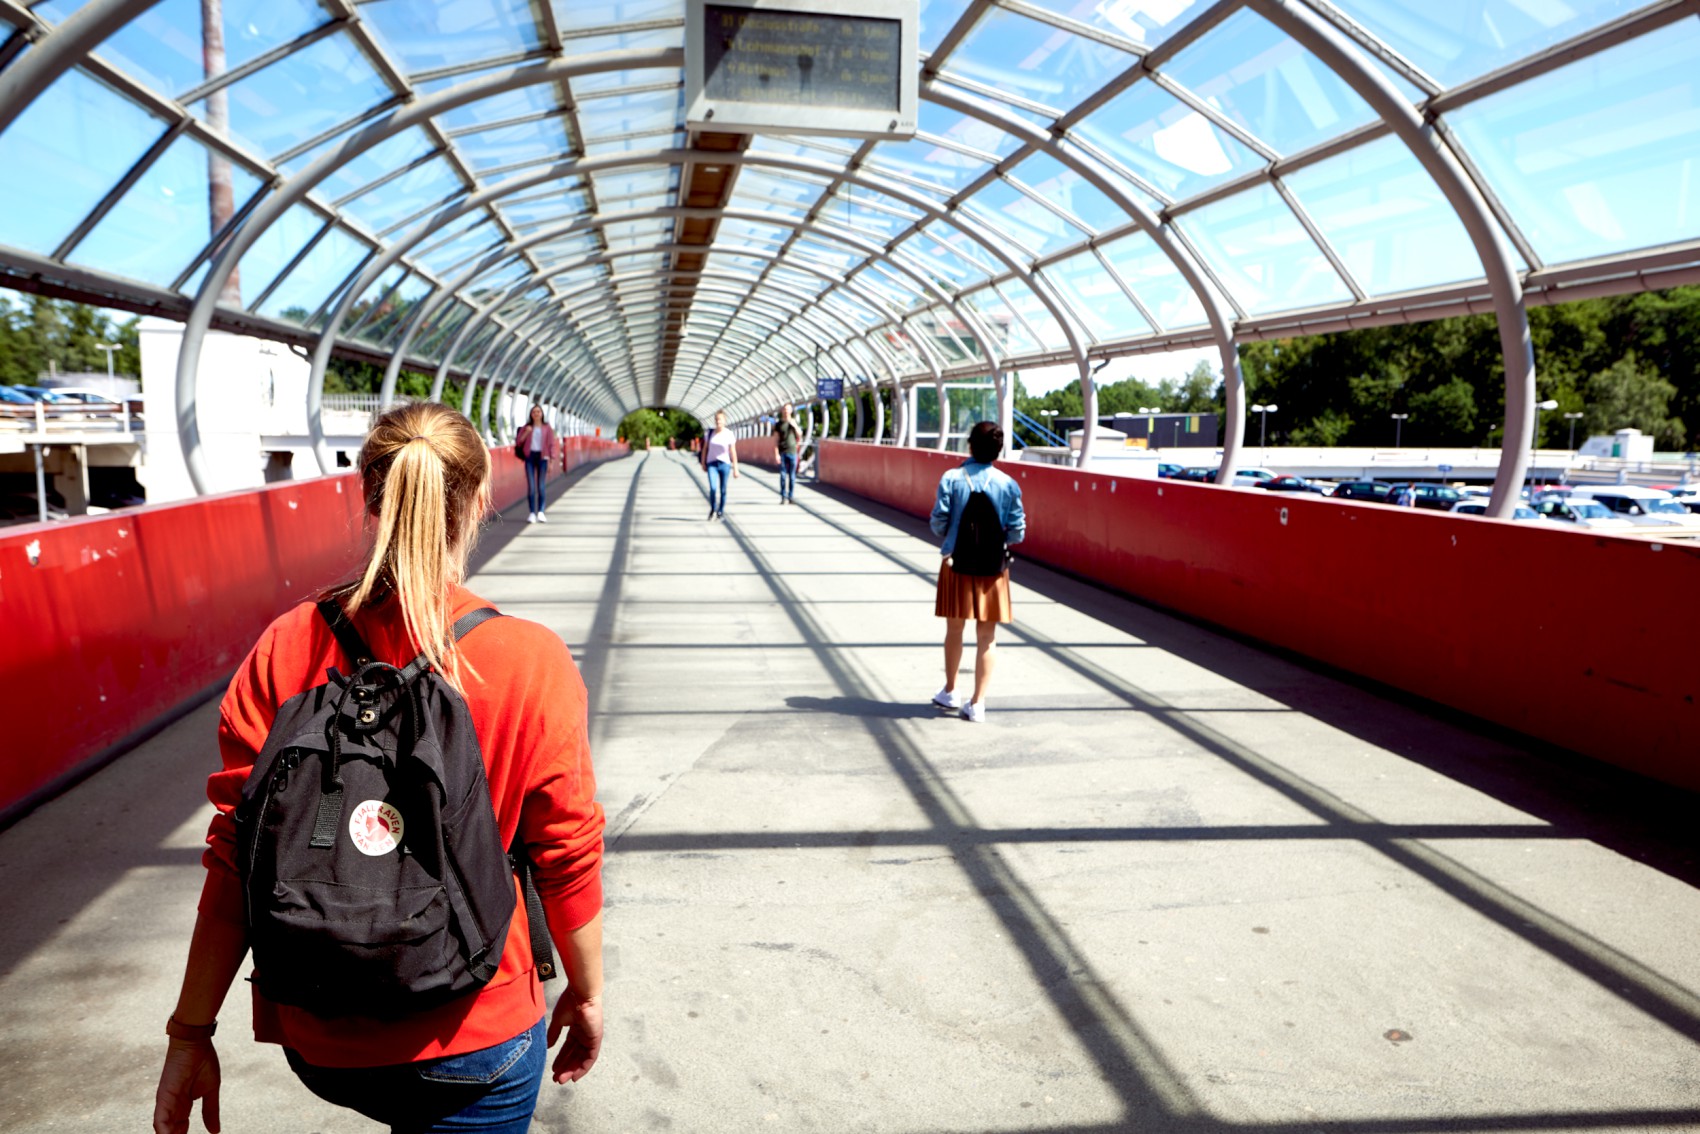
[0,399,141,438]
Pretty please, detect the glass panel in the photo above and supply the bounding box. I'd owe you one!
[945,6,1135,115]
[436,84,560,132]
[235,203,324,304]
[1074,79,1262,200]
[0,69,164,255]
[1444,23,1700,265]
[299,128,434,199]
[341,158,468,234]
[360,0,542,76]
[200,32,395,160]
[894,230,982,294]
[363,273,432,346]
[963,176,1087,256]
[1098,231,1206,329]
[1010,151,1129,234]
[1177,180,1351,314]
[1282,134,1482,293]
[72,134,264,287]
[455,117,572,173]
[961,285,1038,356]
[1330,0,1646,89]
[1160,10,1374,157]
[414,215,502,275]
[920,0,974,52]
[499,180,590,229]
[575,88,681,141]
[998,278,1072,350]
[860,138,982,200]
[1040,251,1150,341]
[95,0,325,98]
[344,264,407,334]
[258,225,370,324]
[918,100,1027,160]
[1025,0,1212,48]
[556,23,682,57]
[570,66,680,97]
[417,299,474,360]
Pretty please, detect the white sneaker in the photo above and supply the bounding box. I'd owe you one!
[527,512,537,524]
[931,687,962,710]
[538,511,548,523]
[960,700,986,724]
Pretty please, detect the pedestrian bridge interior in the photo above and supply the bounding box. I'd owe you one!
[1,2,1698,1131]
[4,453,1699,1132]
[2,0,1698,502]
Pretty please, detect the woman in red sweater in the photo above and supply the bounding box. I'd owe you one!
[154,402,605,1134]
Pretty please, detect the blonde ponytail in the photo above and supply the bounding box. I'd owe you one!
[329,403,491,691]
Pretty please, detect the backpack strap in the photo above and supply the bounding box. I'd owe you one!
[317,598,375,668]
[397,607,503,683]
[510,842,558,982]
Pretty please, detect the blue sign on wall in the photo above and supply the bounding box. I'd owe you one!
[817,377,844,400]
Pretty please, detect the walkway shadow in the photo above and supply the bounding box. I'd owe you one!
[801,481,1700,891]
[785,694,943,720]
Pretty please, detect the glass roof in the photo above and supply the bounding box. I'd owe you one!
[0,0,1695,426]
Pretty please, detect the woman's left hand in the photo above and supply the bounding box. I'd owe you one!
[732,468,741,478]
[549,994,604,1084]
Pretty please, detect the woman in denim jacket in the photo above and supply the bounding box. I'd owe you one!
[929,421,1025,723]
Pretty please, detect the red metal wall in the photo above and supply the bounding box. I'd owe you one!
[0,440,626,820]
[818,441,1700,790]
[734,436,779,468]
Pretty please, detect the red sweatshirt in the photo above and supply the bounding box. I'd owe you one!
[199,584,604,1067]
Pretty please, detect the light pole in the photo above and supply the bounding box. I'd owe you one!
[1532,398,1559,488]
[1390,412,1409,448]
[95,342,120,380]
[1250,403,1277,449]
[1563,411,1584,450]
[1038,408,1058,445]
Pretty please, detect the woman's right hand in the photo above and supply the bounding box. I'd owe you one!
[153,1039,221,1134]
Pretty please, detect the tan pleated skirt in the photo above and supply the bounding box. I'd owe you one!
[934,557,1013,623]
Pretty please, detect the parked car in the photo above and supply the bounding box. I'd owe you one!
[1384,483,1466,510]
[1450,501,1541,521]
[1569,485,1700,530]
[14,385,68,402]
[1156,462,1185,479]
[1331,480,1395,503]
[1532,497,1635,530]
[1258,475,1328,494]
[1178,467,1216,482]
[1661,485,1700,514]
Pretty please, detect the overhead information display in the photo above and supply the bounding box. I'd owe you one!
[685,0,917,140]
[704,6,899,112]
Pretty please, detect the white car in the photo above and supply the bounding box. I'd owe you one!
[1532,497,1636,531]
[1450,501,1541,521]
[1663,485,1700,514]
[1569,485,1700,530]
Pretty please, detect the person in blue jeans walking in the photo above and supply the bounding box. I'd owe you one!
[514,405,557,524]
[700,409,740,520]
[772,404,803,503]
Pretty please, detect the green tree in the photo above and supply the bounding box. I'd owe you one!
[1583,352,1686,448]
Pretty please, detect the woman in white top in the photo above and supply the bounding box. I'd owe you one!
[513,405,558,524]
[699,410,740,520]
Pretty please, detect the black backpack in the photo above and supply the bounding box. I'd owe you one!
[951,470,1009,577]
[234,601,555,1019]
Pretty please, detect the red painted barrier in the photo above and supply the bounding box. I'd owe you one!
[818,440,1700,790]
[734,436,779,469]
[0,439,626,821]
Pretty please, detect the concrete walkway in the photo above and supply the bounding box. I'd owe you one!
[3,449,1699,1133]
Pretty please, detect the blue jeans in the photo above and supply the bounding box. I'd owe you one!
[706,460,731,515]
[778,452,797,500]
[286,1017,546,1134]
[524,452,548,514]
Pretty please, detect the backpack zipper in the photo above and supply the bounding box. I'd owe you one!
[244,748,304,925]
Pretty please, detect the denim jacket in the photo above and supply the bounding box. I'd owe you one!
[931,461,1026,557]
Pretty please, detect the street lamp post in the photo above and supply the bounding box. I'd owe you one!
[1250,403,1277,449]
[1038,408,1059,444]
[95,342,120,380]
[1390,412,1408,448]
[1563,411,1584,451]
[1138,407,1161,451]
[1532,398,1559,488]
